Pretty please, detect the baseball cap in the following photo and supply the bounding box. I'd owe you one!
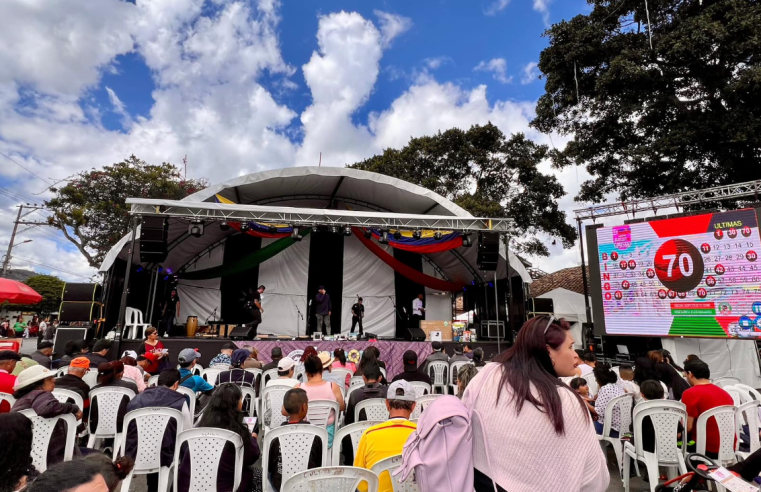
[387,380,416,402]
[402,350,418,371]
[0,350,22,362]
[178,348,201,364]
[13,365,55,391]
[231,348,249,366]
[37,341,54,350]
[70,357,90,370]
[277,357,296,372]
[121,350,138,360]
[431,341,443,351]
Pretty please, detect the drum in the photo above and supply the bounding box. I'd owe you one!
[186,316,198,337]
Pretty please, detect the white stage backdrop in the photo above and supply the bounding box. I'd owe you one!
[422,259,453,323]
[258,235,311,337]
[341,234,396,337]
[177,246,224,326]
[661,338,761,387]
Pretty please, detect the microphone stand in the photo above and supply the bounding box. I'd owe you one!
[294,301,304,337]
[306,299,312,337]
[205,307,219,325]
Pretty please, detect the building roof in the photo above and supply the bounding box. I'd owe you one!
[529,266,589,298]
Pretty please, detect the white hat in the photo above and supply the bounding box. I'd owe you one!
[318,352,334,369]
[13,365,55,391]
[277,357,296,371]
[121,350,138,360]
[387,380,416,402]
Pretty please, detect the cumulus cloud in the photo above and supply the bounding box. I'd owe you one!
[484,0,511,16]
[106,87,133,127]
[521,61,540,84]
[534,0,553,27]
[423,56,452,70]
[373,10,412,48]
[474,58,512,84]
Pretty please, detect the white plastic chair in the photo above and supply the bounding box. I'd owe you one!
[331,421,381,466]
[426,361,448,394]
[332,368,353,387]
[734,384,761,402]
[371,454,420,492]
[410,394,443,421]
[52,388,85,425]
[83,370,99,388]
[623,400,688,492]
[119,407,185,492]
[56,366,69,378]
[240,386,257,418]
[262,368,280,387]
[355,398,389,423]
[597,393,633,480]
[123,307,150,339]
[18,409,77,472]
[245,368,263,394]
[261,385,289,435]
[350,376,365,387]
[713,377,741,388]
[449,361,473,394]
[345,384,363,404]
[176,386,197,420]
[282,466,380,492]
[380,367,387,380]
[262,424,329,492]
[0,391,16,410]
[736,400,761,461]
[202,367,224,386]
[173,427,244,492]
[696,405,737,466]
[722,385,748,407]
[306,399,340,429]
[87,386,136,456]
[409,381,431,398]
[148,375,160,388]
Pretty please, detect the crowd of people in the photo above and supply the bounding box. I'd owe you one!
[0,315,58,340]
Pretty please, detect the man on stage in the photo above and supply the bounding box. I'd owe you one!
[245,285,265,339]
[351,297,365,335]
[161,289,180,337]
[314,285,331,335]
[411,293,425,328]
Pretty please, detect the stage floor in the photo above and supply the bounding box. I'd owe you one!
[119,338,505,379]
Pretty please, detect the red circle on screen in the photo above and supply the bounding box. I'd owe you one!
[614,291,623,300]
[658,289,667,299]
[700,243,711,254]
[697,288,707,298]
[667,290,677,299]
[743,226,752,237]
[706,276,717,286]
[654,239,705,292]
[728,228,738,239]
[747,251,758,262]
[628,260,637,269]
[646,268,655,278]
[611,252,618,261]
[715,264,725,275]
[677,291,687,299]
[621,280,630,290]
[619,261,627,270]
[714,229,723,240]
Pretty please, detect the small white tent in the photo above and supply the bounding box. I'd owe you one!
[538,287,589,349]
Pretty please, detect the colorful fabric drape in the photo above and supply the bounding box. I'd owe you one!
[352,227,465,292]
[181,228,312,280]
[214,194,292,238]
[367,228,463,253]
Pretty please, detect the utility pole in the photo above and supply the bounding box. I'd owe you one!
[1,204,48,277]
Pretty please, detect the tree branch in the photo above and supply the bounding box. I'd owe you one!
[55,220,98,268]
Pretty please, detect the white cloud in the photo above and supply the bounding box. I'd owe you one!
[423,56,452,70]
[484,0,511,16]
[105,87,133,127]
[521,61,540,85]
[534,0,553,27]
[474,58,512,84]
[373,10,412,48]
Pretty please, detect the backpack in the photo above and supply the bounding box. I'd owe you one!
[393,395,492,492]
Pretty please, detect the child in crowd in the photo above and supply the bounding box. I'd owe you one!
[570,377,598,419]
[267,388,323,491]
[637,379,664,453]
[618,364,641,402]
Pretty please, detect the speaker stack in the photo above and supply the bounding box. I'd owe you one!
[477,232,500,271]
[58,282,104,339]
[140,216,168,263]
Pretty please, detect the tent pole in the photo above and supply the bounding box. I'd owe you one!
[117,217,140,356]
[577,218,594,350]
[504,233,512,346]
[146,266,159,326]
[494,270,500,355]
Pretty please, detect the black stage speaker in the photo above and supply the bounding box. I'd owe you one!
[228,325,251,339]
[477,232,500,271]
[52,327,89,357]
[59,302,102,322]
[62,283,102,302]
[404,327,426,341]
[529,297,554,315]
[140,216,168,263]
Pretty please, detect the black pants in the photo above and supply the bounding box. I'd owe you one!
[411,314,423,328]
[351,316,363,334]
[160,313,174,337]
[245,311,262,339]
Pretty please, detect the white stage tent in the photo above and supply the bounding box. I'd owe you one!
[100,167,531,337]
[537,287,589,349]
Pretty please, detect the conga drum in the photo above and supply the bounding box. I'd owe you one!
[186,316,198,337]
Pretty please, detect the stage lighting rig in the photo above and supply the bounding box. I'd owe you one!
[268,225,278,234]
[291,227,302,241]
[434,231,443,240]
[412,230,422,240]
[240,222,250,232]
[379,229,390,244]
[189,221,204,237]
[330,225,339,235]
[342,226,352,236]
[363,229,373,239]
[462,234,472,247]
[219,221,230,231]
[393,230,402,240]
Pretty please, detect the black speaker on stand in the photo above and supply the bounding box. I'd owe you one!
[477,232,500,271]
[404,327,426,341]
[140,216,168,263]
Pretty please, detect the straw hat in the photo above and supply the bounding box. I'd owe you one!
[318,352,334,369]
[13,365,55,391]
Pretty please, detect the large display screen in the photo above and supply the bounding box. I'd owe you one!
[588,209,761,338]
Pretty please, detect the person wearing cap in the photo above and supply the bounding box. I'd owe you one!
[267,356,299,388]
[209,342,236,367]
[319,351,345,388]
[216,348,257,390]
[177,348,215,394]
[12,365,82,465]
[262,346,283,372]
[392,350,432,385]
[354,380,418,492]
[29,341,55,369]
[420,340,450,375]
[313,285,332,335]
[86,339,113,368]
[296,354,345,448]
[54,356,92,422]
[450,344,470,364]
[345,362,387,426]
[137,351,161,375]
[120,354,146,393]
[242,346,263,369]
[0,350,21,412]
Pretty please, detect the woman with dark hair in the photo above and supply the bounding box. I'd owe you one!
[354,347,388,384]
[661,349,684,374]
[648,350,690,400]
[178,384,261,492]
[473,347,486,367]
[84,454,135,492]
[331,348,356,387]
[592,363,625,436]
[633,356,660,386]
[0,412,38,492]
[462,316,608,492]
[136,327,167,373]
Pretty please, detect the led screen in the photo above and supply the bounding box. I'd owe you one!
[591,209,761,338]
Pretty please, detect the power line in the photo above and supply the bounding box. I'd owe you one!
[10,255,95,280]
[0,152,53,186]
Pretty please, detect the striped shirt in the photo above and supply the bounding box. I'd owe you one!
[354,418,417,492]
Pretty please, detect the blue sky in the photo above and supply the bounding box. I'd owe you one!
[0,0,593,280]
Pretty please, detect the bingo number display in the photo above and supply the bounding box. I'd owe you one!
[592,209,761,338]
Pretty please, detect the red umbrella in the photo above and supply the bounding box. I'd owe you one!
[0,278,43,304]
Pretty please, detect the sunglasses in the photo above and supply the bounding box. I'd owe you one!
[544,315,556,335]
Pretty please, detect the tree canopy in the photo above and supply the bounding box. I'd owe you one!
[532,0,761,203]
[349,123,576,256]
[6,274,65,314]
[46,155,207,268]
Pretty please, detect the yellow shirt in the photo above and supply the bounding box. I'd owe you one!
[354,418,417,492]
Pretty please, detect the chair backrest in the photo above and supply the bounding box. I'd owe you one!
[52,388,85,417]
[355,398,389,422]
[263,368,280,387]
[695,405,737,462]
[427,361,448,386]
[89,386,136,436]
[202,368,225,386]
[240,386,257,418]
[19,409,77,472]
[122,407,184,473]
[713,377,741,388]
[262,385,289,431]
[331,421,381,466]
[410,394,443,420]
[306,399,340,428]
[56,366,69,378]
[245,367,263,389]
[735,384,761,401]
[83,370,99,388]
[134,308,145,325]
[380,367,387,380]
[602,393,634,437]
[350,376,365,387]
[262,424,329,492]
[409,381,431,398]
[174,427,244,492]
[125,307,137,325]
[282,466,380,492]
[722,385,748,407]
[632,400,687,465]
[371,454,420,492]
[332,368,353,386]
[176,386,197,418]
[148,375,159,388]
[449,361,473,386]
[0,391,17,409]
[737,401,761,455]
[346,384,363,403]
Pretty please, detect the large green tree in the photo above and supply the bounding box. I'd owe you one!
[349,124,577,256]
[46,156,207,268]
[7,274,65,314]
[532,0,761,203]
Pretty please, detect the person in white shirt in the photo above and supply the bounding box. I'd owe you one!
[266,356,299,388]
[411,293,425,328]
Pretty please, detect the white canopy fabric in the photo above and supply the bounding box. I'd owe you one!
[661,338,761,388]
[538,287,590,349]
